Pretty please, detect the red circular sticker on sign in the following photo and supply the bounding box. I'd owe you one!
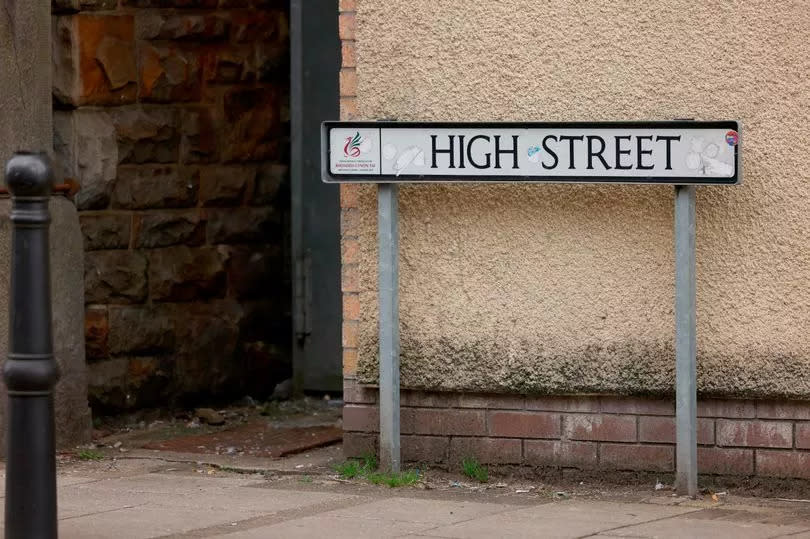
[725,130,739,146]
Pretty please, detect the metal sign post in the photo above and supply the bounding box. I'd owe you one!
[323,121,740,489]
[377,183,401,473]
[675,185,698,497]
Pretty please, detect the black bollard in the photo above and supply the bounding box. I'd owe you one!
[3,153,59,539]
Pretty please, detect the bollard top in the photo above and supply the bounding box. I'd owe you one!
[4,152,54,197]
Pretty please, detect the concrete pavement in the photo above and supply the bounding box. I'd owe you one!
[2,455,810,538]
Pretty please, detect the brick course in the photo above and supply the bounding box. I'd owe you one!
[402,409,486,437]
[449,437,522,465]
[638,416,715,445]
[600,444,674,472]
[563,414,636,442]
[716,420,793,448]
[342,388,810,479]
[53,0,291,411]
[524,440,597,468]
[697,447,754,475]
[756,451,810,479]
[488,411,559,439]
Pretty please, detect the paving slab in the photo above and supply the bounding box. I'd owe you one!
[420,500,698,539]
[322,496,518,525]
[6,454,810,538]
[72,473,260,495]
[59,483,353,519]
[56,480,358,539]
[59,504,259,539]
[57,486,156,520]
[605,516,810,538]
[220,514,435,538]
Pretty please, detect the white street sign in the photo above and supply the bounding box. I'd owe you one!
[323,121,740,185]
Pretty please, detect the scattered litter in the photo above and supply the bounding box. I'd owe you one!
[494,482,507,488]
[655,480,666,491]
[187,418,201,429]
[515,489,531,494]
[449,481,462,488]
[113,441,122,449]
[711,494,718,502]
[716,491,727,496]
[776,498,810,503]
[553,491,569,500]
[295,464,305,469]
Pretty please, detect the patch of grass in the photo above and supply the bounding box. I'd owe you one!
[299,475,313,483]
[334,459,364,479]
[76,449,104,461]
[461,457,488,483]
[334,453,377,479]
[334,453,419,487]
[367,470,420,488]
[359,453,377,471]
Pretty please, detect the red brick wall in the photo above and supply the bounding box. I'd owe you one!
[338,0,361,378]
[343,383,810,479]
[52,0,291,412]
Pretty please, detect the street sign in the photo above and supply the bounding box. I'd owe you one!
[324,119,741,496]
[322,121,740,185]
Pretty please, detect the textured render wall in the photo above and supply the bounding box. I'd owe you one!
[346,2,810,398]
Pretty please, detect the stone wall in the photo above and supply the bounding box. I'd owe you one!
[52,0,291,412]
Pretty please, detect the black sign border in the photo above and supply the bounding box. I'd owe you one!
[321,120,741,185]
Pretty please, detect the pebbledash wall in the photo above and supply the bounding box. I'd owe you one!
[340,2,810,479]
[52,0,291,412]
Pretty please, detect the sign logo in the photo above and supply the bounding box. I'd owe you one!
[725,130,739,146]
[344,132,363,157]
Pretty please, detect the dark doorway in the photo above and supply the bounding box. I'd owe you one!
[290,0,342,392]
